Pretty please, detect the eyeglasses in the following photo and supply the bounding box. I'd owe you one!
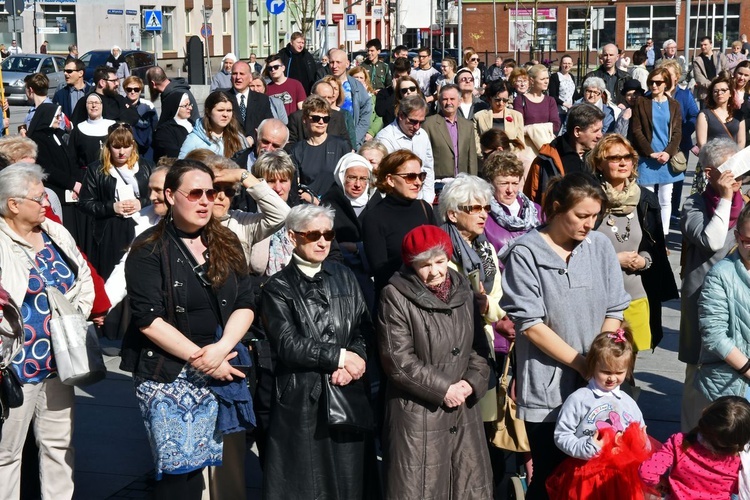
[268,64,283,71]
[214,185,237,198]
[585,89,602,96]
[391,172,427,183]
[401,115,426,126]
[458,76,474,83]
[736,230,750,248]
[15,192,49,205]
[86,101,102,107]
[399,86,418,95]
[108,122,132,134]
[63,69,81,74]
[493,97,509,103]
[345,175,370,183]
[308,114,331,123]
[649,80,665,86]
[418,54,429,59]
[124,87,141,93]
[604,154,635,163]
[177,188,217,202]
[179,102,194,108]
[469,57,479,62]
[458,204,491,215]
[713,87,730,94]
[105,78,120,82]
[293,229,336,242]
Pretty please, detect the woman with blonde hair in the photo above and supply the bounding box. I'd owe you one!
[179,91,248,159]
[349,66,383,140]
[462,50,484,94]
[514,64,561,135]
[79,123,154,278]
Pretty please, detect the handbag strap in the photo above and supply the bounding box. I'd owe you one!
[709,109,737,141]
[500,341,514,389]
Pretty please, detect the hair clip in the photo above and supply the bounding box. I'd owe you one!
[607,329,626,343]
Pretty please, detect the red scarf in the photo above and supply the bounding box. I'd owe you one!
[426,273,452,303]
[702,185,744,229]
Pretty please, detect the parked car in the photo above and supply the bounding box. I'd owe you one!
[80,50,156,84]
[1,54,67,105]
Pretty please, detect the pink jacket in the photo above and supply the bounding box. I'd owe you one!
[639,432,740,499]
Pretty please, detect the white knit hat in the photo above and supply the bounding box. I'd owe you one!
[222,52,238,63]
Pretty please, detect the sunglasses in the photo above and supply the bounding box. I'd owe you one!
[293,229,336,242]
[214,185,237,197]
[400,86,418,95]
[108,122,132,133]
[308,114,331,123]
[268,64,283,71]
[458,204,491,215]
[391,172,427,183]
[469,57,479,62]
[125,87,141,93]
[493,97,509,103]
[177,188,217,202]
[649,80,665,86]
[401,115,426,126]
[63,69,81,74]
[458,76,474,83]
[604,154,634,163]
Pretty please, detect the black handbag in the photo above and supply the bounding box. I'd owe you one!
[324,375,373,433]
[0,367,23,409]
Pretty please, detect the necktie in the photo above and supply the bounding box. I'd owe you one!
[239,94,247,124]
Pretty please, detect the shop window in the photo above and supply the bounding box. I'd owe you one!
[625,6,677,50]
[509,7,557,54]
[567,7,615,51]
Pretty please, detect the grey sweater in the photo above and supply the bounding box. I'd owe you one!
[554,381,644,459]
[500,229,630,422]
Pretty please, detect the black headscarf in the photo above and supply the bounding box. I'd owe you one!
[156,91,185,128]
[28,103,61,136]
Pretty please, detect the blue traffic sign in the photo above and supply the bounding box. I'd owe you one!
[266,0,285,15]
[315,19,326,32]
[144,9,162,31]
[346,14,357,28]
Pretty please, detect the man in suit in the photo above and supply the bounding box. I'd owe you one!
[422,84,478,178]
[329,49,372,148]
[228,60,274,147]
[693,36,728,104]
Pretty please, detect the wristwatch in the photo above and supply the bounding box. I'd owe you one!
[240,171,250,183]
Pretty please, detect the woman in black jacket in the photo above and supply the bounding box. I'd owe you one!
[120,159,254,500]
[78,123,153,278]
[152,92,192,161]
[589,134,678,351]
[260,204,373,499]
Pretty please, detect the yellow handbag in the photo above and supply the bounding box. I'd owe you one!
[491,342,530,452]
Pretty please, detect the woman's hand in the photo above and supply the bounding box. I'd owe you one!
[210,359,245,381]
[650,151,669,164]
[474,291,489,315]
[494,316,516,341]
[344,351,366,380]
[113,199,140,217]
[298,190,320,205]
[189,344,235,374]
[617,251,643,272]
[715,170,737,200]
[331,368,353,386]
[443,382,469,408]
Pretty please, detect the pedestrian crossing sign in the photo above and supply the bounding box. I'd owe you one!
[144,9,162,31]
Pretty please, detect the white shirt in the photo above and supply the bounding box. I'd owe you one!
[375,121,436,203]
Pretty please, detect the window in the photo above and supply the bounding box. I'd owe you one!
[40,57,55,74]
[263,20,270,46]
[567,7,615,51]
[40,4,77,52]
[690,3,740,48]
[185,9,192,33]
[509,8,557,53]
[625,6,677,50]
[163,7,174,51]
[249,20,257,46]
[222,10,229,34]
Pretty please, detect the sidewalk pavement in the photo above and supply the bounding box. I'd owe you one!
[72,166,697,499]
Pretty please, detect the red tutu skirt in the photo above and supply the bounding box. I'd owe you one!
[546,425,658,500]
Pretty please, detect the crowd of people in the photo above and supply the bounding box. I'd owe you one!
[1,31,750,500]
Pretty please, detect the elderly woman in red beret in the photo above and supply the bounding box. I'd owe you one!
[377,225,492,499]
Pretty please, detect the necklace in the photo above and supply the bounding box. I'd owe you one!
[173,225,203,245]
[606,212,634,243]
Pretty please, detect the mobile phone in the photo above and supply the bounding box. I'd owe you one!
[468,270,482,293]
[233,364,251,375]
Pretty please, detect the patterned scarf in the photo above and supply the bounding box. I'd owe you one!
[426,273,452,303]
[601,178,640,216]
[489,195,540,232]
[266,227,294,275]
[441,222,496,294]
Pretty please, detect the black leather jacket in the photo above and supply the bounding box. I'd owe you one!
[120,224,255,382]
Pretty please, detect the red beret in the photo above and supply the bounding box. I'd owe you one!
[401,225,453,265]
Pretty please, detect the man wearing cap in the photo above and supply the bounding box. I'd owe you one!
[211,53,237,91]
[614,79,645,137]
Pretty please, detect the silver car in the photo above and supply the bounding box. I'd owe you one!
[1,54,67,105]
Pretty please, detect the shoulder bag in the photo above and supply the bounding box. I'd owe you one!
[668,102,687,173]
[491,342,530,452]
[23,248,106,386]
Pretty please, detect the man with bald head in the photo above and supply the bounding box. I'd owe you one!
[228,60,274,146]
[328,48,372,148]
[582,43,629,105]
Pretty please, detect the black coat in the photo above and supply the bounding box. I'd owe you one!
[120,224,254,382]
[152,91,191,161]
[260,260,372,499]
[375,86,396,126]
[28,103,80,200]
[279,44,318,94]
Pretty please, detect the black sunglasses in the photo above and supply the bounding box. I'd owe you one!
[268,64,283,71]
[399,86,418,95]
[214,185,237,197]
[401,115,426,126]
[293,230,336,242]
[63,69,81,74]
[124,87,141,93]
[308,114,331,123]
[108,122,132,133]
[177,188,217,202]
[391,172,427,183]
